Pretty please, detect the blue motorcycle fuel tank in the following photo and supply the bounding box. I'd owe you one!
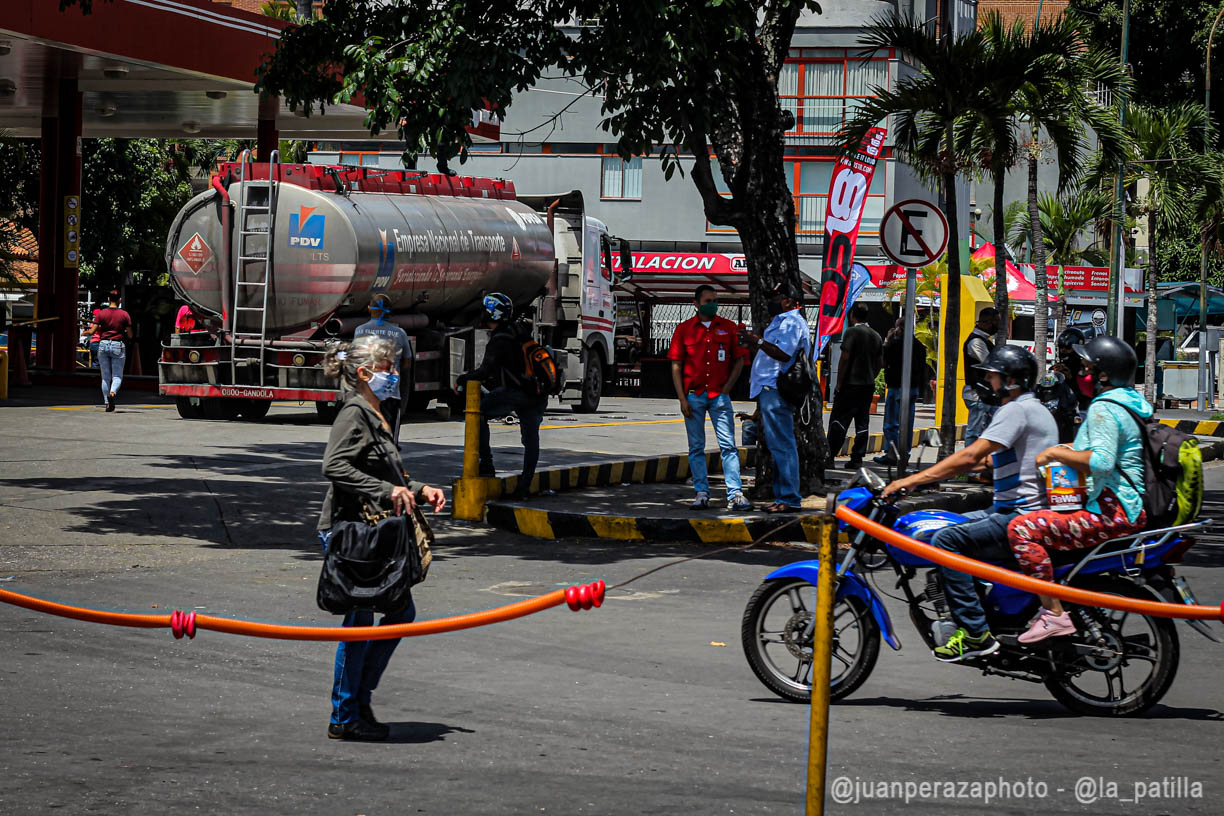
[890,510,968,567]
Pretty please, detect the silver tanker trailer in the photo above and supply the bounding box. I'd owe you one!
[160,156,630,422]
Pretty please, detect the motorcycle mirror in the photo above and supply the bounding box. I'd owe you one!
[923,429,942,449]
[860,467,886,492]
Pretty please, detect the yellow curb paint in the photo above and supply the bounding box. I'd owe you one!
[689,518,753,543]
[609,462,625,483]
[513,507,555,539]
[631,460,647,482]
[588,515,645,540]
[800,516,826,543]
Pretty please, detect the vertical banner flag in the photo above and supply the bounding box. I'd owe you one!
[814,126,887,356]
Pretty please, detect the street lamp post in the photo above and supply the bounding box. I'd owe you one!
[1199,4,1224,410]
[1106,0,1131,341]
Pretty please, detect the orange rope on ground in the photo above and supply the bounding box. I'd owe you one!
[835,506,1224,621]
[0,581,605,642]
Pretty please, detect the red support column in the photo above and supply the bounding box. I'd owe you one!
[35,78,83,372]
[257,94,279,161]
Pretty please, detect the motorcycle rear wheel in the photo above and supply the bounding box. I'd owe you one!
[741,577,880,703]
[1043,577,1179,717]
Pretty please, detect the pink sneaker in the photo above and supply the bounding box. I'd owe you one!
[1018,610,1076,644]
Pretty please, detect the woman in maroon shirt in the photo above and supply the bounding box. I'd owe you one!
[88,291,132,412]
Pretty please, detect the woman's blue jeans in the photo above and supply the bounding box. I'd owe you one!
[98,339,125,401]
[318,529,417,725]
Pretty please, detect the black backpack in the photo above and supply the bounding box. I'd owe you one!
[1115,404,1198,528]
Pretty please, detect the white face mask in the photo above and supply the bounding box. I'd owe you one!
[368,370,400,400]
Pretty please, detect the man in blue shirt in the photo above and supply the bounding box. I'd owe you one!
[741,283,809,513]
[354,294,413,446]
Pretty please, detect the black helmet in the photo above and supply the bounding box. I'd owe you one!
[1056,326,1086,350]
[1074,335,1136,390]
[481,292,514,323]
[973,345,1038,405]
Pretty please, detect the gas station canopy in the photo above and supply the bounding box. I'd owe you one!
[0,0,381,140]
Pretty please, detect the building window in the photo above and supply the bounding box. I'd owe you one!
[792,159,886,237]
[601,156,642,199]
[778,50,889,141]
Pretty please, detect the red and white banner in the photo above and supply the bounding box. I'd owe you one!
[815,126,888,355]
[610,251,745,275]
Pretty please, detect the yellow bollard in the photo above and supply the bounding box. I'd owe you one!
[462,380,481,477]
[451,380,502,520]
[804,515,837,816]
[0,349,8,400]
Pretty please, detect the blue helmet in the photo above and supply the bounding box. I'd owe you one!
[481,292,514,323]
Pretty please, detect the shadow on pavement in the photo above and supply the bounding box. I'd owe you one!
[383,721,477,744]
[829,694,1224,721]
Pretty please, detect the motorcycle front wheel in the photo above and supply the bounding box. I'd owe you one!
[1043,576,1180,717]
[741,577,880,703]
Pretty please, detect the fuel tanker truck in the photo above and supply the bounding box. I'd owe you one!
[160,156,630,422]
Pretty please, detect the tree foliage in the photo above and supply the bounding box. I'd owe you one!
[1069,1,1223,128]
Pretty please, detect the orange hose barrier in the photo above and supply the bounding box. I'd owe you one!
[0,580,606,642]
[835,506,1224,622]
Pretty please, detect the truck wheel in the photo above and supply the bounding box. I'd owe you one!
[316,400,341,424]
[239,399,271,421]
[572,353,602,413]
[175,397,205,420]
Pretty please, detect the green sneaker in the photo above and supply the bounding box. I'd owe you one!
[933,627,1000,663]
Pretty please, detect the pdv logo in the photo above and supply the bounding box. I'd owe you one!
[373,228,395,290]
[288,206,325,249]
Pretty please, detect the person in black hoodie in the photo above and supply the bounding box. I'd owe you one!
[455,293,548,498]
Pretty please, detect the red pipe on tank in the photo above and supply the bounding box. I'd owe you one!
[210,175,232,327]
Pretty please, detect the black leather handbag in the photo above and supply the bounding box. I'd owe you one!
[316,414,432,615]
[777,346,816,408]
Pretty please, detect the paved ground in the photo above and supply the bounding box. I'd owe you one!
[2,389,1223,815]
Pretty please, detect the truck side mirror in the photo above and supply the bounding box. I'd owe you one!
[618,238,632,283]
[600,235,614,282]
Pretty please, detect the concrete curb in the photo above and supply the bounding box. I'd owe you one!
[485,486,992,543]
[1160,418,1224,439]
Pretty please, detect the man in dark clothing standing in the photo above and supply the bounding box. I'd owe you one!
[963,307,1000,445]
[876,317,930,465]
[826,303,882,468]
[455,293,547,499]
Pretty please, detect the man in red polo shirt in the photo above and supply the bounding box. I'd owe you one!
[669,285,752,510]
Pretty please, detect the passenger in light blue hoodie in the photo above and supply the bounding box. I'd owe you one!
[1007,336,1151,643]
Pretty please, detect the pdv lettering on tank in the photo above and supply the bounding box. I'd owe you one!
[288,206,326,249]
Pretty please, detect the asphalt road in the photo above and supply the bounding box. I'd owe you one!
[1,391,1221,815]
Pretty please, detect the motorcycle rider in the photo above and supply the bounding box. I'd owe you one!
[1007,336,1151,643]
[883,345,1059,661]
[1052,326,1092,411]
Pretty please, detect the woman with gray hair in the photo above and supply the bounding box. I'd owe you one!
[317,334,446,741]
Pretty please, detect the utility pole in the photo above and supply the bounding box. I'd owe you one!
[1200,4,1224,410]
[1106,0,1131,340]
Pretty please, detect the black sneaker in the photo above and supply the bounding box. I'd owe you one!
[847,458,863,469]
[327,720,390,742]
[359,703,382,727]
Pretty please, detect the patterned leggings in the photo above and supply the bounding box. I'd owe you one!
[1006,489,1146,582]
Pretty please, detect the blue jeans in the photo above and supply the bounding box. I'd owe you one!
[89,341,100,369]
[318,529,417,725]
[98,339,126,401]
[882,387,919,456]
[479,387,547,483]
[683,392,742,495]
[928,509,1020,636]
[964,398,997,446]
[758,387,801,507]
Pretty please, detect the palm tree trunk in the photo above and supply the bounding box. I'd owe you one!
[1028,152,1049,377]
[1052,265,1066,340]
[938,138,962,460]
[992,168,1009,345]
[1144,212,1159,403]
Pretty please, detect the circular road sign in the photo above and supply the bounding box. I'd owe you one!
[1091,309,1107,328]
[880,199,949,267]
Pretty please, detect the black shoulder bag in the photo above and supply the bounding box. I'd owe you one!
[777,345,816,408]
[317,411,433,615]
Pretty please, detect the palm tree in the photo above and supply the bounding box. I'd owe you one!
[844,13,1014,457]
[1005,15,1128,376]
[1121,103,1211,401]
[1012,189,1111,335]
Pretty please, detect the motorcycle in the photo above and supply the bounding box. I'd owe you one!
[741,468,1218,716]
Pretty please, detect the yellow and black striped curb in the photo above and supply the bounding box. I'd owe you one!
[493,424,958,497]
[1159,418,1224,438]
[485,487,992,543]
[832,423,964,457]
